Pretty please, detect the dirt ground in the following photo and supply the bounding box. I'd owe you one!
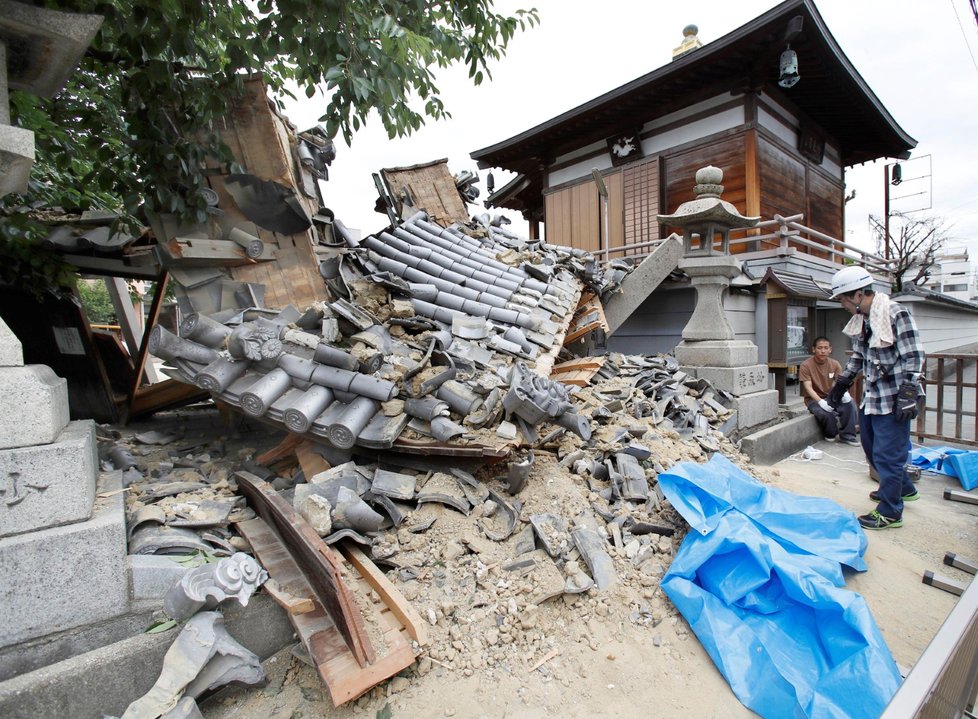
[197,435,978,719]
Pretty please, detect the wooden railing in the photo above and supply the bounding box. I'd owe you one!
[594,214,894,282]
[915,353,978,447]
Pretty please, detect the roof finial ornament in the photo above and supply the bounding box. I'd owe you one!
[673,24,703,60]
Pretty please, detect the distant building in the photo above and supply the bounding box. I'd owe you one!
[913,251,977,303]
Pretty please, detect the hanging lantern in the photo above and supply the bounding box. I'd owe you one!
[778,45,800,88]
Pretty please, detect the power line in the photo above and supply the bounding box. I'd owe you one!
[951,0,978,74]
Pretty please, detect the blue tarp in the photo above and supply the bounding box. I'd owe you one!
[659,455,901,719]
[910,446,978,490]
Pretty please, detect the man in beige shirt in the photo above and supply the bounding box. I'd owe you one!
[798,336,859,445]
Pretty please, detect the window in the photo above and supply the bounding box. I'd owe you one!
[786,305,810,363]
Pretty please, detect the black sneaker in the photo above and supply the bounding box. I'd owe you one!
[858,510,903,530]
[840,435,861,447]
[824,435,838,443]
[869,489,920,502]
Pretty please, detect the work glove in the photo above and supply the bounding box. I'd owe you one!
[817,399,832,413]
[895,381,920,422]
[841,391,852,404]
[826,375,853,407]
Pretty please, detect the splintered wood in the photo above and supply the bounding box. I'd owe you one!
[549,356,608,387]
[235,471,425,706]
[563,291,609,345]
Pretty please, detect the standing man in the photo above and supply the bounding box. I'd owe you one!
[826,266,924,530]
[799,336,859,445]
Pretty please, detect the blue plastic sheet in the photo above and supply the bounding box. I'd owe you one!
[659,455,901,719]
[910,446,978,490]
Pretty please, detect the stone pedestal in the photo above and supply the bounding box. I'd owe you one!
[677,255,741,341]
[0,318,129,649]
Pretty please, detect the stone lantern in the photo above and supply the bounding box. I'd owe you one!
[657,166,778,430]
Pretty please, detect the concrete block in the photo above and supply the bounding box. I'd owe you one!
[0,125,35,198]
[0,318,23,367]
[0,365,70,450]
[128,555,190,601]
[0,594,293,719]
[674,339,758,368]
[0,421,97,538]
[731,389,780,430]
[0,471,129,648]
[605,236,683,335]
[741,413,822,465]
[686,364,769,396]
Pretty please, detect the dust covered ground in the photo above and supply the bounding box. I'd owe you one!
[118,408,978,719]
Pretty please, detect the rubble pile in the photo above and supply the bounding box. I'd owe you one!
[108,210,759,710]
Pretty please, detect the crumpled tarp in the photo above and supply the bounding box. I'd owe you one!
[910,446,978,490]
[659,454,901,719]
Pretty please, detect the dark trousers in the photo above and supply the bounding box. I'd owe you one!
[806,399,856,439]
[860,411,915,519]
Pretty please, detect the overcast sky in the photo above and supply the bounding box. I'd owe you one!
[281,0,978,262]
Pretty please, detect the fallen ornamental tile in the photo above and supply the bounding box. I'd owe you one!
[120,611,264,719]
[129,525,215,556]
[163,551,268,621]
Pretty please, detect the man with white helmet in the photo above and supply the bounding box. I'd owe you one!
[826,266,924,530]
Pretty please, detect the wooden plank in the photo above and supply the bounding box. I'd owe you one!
[238,517,419,706]
[255,433,304,466]
[128,379,210,419]
[339,544,430,646]
[235,471,374,666]
[550,357,606,373]
[296,440,331,480]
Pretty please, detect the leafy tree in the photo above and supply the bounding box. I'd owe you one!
[2,0,538,255]
[869,212,949,293]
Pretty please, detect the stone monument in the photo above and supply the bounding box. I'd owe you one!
[657,166,779,430]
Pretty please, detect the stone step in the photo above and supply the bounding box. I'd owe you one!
[0,470,129,648]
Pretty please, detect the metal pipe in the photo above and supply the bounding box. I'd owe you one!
[179,313,232,348]
[283,385,335,433]
[327,397,379,449]
[195,357,250,392]
[240,368,292,417]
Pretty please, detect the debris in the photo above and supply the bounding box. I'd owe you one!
[120,611,263,719]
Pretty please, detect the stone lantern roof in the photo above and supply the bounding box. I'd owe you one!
[657,166,759,256]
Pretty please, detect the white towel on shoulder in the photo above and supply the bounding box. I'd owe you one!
[841,293,895,348]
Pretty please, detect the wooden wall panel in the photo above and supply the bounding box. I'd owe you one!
[807,169,844,242]
[663,134,747,220]
[544,182,600,252]
[605,171,625,254]
[757,135,806,220]
[207,78,326,310]
[622,156,660,256]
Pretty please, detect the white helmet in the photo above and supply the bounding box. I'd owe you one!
[829,266,873,299]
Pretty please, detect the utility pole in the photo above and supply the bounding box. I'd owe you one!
[883,164,891,260]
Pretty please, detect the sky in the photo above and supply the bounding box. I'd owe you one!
[280,0,978,263]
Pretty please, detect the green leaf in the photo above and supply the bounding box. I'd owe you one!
[145,619,178,634]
